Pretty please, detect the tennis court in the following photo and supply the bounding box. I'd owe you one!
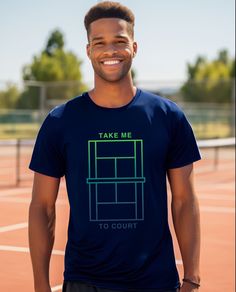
[0,142,235,292]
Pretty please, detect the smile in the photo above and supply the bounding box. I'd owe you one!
[102,60,122,65]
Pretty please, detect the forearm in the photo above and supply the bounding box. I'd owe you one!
[172,195,201,282]
[28,202,56,291]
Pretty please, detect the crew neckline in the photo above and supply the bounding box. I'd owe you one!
[85,88,141,111]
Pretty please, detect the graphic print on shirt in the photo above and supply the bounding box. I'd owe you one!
[86,134,146,222]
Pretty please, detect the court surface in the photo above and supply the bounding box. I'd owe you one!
[0,147,234,292]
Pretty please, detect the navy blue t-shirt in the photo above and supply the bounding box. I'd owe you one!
[29,89,201,291]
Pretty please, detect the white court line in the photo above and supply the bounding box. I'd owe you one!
[0,197,68,205]
[0,245,65,255]
[196,184,235,190]
[51,260,184,291]
[0,196,234,214]
[0,245,182,265]
[198,194,235,201]
[0,198,31,203]
[0,187,31,197]
[2,192,235,203]
[52,285,63,292]
[0,222,28,233]
[200,206,235,214]
[0,245,182,292]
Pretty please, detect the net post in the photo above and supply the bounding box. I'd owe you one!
[213,146,219,170]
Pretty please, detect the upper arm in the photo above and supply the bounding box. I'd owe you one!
[31,172,60,208]
[167,164,195,201]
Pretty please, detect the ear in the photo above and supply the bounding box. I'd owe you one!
[86,43,91,59]
[133,42,138,57]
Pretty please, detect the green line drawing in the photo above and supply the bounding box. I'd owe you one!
[87,177,145,183]
[94,141,97,178]
[114,158,117,178]
[88,139,143,143]
[134,141,137,177]
[141,141,143,176]
[97,202,136,205]
[87,139,145,221]
[97,156,135,160]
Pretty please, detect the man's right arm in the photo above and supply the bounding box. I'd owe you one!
[28,172,60,292]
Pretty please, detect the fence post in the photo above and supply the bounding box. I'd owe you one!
[16,139,20,186]
[40,84,46,122]
[231,79,235,137]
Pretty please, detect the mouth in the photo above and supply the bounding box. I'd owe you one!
[101,59,123,66]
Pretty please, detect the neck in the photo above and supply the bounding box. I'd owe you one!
[89,74,136,108]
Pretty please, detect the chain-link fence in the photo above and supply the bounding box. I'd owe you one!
[0,79,235,140]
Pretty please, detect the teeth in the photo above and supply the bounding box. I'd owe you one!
[103,60,120,65]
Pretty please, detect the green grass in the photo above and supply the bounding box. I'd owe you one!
[192,122,232,139]
[0,122,233,140]
[0,123,40,140]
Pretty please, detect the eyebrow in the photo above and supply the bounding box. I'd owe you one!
[115,35,129,41]
[91,36,103,42]
[91,35,129,42]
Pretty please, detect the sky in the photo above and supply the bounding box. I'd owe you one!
[0,0,235,87]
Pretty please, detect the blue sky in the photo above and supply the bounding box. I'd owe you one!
[0,0,235,86]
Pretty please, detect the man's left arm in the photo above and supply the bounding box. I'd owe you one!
[167,164,201,292]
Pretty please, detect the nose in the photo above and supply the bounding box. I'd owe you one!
[103,43,118,55]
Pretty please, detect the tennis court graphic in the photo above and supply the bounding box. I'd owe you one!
[86,139,146,221]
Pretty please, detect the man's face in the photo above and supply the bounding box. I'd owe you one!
[86,18,137,83]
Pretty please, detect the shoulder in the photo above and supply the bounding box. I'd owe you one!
[40,93,87,132]
[138,89,185,119]
[48,93,87,119]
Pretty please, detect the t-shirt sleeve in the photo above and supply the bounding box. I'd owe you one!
[29,114,65,178]
[166,107,201,169]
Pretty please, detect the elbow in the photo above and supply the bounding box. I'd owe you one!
[29,198,55,216]
[171,192,200,214]
[29,200,56,225]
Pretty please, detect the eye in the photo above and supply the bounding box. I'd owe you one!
[117,40,126,44]
[94,42,104,47]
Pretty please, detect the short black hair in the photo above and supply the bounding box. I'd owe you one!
[84,1,135,38]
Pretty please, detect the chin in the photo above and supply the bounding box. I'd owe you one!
[99,73,130,83]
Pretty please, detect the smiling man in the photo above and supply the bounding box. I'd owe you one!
[86,17,136,85]
[28,2,201,292]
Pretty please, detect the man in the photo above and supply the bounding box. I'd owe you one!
[28,2,201,292]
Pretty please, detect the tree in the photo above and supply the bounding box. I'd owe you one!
[0,83,21,109]
[23,49,84,82]
[20,29,87,108]
[181,49,235,103]
[44,29,64,56]
[218,49,229,64]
